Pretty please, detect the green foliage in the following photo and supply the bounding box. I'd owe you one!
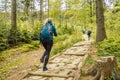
[17,29,31,43]
[0,20,42,51]
[0,0,97,51]
[0,78,4,80]
[31,21,42,40]
[112,68,120,80]
[97,38,120,57]
[57,25,74,35]
[0,24,8,51]
[85,55,95,65]
[112,2,120,13]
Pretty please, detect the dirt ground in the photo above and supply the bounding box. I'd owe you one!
[1,46,45,80]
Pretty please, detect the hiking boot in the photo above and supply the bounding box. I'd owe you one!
[43,67,48,71]
[40,58,44,63]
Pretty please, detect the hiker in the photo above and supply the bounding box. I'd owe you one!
[82,29,86,34]
[87,30,92,40]
[82,26,86,34]
[40,18,57,71]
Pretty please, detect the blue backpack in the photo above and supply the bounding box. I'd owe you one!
[82,29,85,34]
[40,24,53,41]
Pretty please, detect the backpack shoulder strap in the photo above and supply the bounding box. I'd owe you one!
[47,24,52,31]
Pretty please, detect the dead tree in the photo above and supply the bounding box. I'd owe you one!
[84,56,120,80]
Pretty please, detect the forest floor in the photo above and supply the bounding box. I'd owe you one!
[1,34,96,80]
[0,46,45,79]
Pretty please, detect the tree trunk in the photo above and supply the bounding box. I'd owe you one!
[40,0,43,21]
[10,0,17,45]
[4,0,8,26]
[48,0,49,17]
[29,0,35,26]
[96,0,107,42]
[89,0,93,23]
[85,56,120,80]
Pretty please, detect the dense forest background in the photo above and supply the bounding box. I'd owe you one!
[0,0,120,61]
[0,0,120,64]
[0,0,95,51]
[0,0,120,79]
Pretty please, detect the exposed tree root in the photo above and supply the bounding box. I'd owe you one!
[84,56,120,80]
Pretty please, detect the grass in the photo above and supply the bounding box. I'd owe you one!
[0,53,33,79]
[0,41,39,62]
[80,55,95,80]
[0,41,40,79]
[81,55,95,73]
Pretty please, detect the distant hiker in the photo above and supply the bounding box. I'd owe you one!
[87,30,92,40]
[40,18,57,71]
[82,29,86,34]
[82,26,86,34]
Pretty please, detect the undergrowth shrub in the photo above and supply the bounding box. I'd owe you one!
[0,20,42,51]
[0,24,8,51]
[97,38,120,57]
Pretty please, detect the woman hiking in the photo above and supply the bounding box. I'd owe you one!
[40,18,57,71]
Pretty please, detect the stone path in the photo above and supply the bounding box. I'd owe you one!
[22,35,93,80]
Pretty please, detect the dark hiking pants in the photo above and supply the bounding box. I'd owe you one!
[41,40,53,67]
[88,34,91,40]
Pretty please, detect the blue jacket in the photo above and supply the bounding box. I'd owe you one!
[40,22,57,41]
